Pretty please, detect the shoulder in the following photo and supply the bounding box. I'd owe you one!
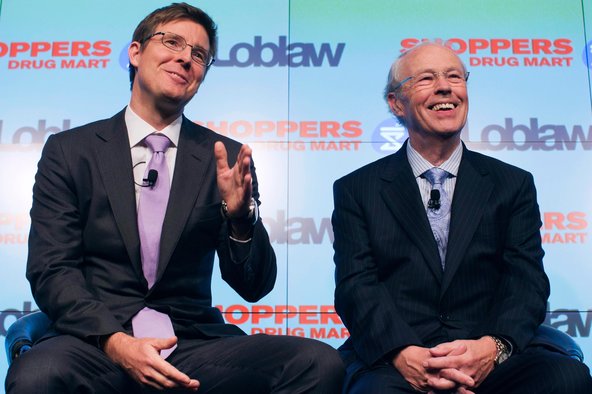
[47,110,125,145]
[334,149,405,188]
[464,149,531,175]
[182,117,243,154]
[462,148,534,187]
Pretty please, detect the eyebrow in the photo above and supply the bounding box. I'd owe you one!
[413,66,464,74]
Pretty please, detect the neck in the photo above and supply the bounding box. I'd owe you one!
[409,133,461,167]
[129,94,184,131]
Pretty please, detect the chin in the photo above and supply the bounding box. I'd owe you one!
[437,130,461,139]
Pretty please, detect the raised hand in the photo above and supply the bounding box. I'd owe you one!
[214,141,253,218]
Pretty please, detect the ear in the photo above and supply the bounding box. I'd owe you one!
[387,92,406,119]
[128,41,141,68]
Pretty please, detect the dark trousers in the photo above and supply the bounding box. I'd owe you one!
[5,334,344,394]
[346,347,592,394]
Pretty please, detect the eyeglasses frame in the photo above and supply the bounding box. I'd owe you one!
[393,70,470,92]
[141,31,215,67]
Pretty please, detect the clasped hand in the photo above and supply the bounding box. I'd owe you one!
[394,337,497,393]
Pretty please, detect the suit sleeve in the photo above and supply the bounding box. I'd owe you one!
[216,157,277,303]
[470,171,549,350]
[332,177,422,366]
[26,135,124,339]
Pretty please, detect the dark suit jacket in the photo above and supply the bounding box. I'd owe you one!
[26,108,276,341]
[332,141,549,371]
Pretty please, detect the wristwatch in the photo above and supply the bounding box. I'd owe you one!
[221,197,258,226]
[491,336,511,366]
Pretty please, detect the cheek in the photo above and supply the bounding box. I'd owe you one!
[191,69,206,85]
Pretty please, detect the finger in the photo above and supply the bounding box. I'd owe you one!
[437,368,475,387]
[148,355,199,389]
[427,376,458,391]
[428,344,453,357]
[425,347,466,369]
[448,344,467,356]
[154,336,178,351]
[424,356,458,370]
[215,141,229,174]
[236,144,252,180]
[457,388,476,394]
[429,342,466,357]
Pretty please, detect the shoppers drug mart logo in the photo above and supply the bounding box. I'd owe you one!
[372,118,407,154]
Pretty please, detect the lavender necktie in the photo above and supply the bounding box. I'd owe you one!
[132,133,176,358]
[423,168,452,269]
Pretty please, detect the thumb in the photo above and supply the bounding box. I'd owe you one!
[429,342,461,357]
[154,336,178,350]
[430,342,467,357]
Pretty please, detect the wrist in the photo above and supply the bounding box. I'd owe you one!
[488,335,511,366]
[95,333,114,351]
[100,332,126,353]
[221,197,258,226]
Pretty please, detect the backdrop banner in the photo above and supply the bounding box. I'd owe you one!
[1,0,591,389]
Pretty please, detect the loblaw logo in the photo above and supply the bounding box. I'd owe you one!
[545,304,592,338]
[214,36,345,67]
[263,210,333,244]
[462,118,592,151]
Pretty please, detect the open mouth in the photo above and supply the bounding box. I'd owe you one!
[429,103,456,111]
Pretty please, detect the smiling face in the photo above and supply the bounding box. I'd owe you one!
[388,44,468,145]
[128,19,210,123]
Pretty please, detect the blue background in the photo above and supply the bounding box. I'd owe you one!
[1,0,591,389]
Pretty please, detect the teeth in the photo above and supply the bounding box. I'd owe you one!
[431,103,455,111]
[168,71,184,80]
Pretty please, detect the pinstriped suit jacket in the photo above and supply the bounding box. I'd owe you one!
[332,141,550,369]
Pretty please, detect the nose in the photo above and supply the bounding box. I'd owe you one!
[433,73,452,92]
[175,46,193,67]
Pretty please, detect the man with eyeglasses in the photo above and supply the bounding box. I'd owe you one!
[6,3,343,393]
[332,42,592,393]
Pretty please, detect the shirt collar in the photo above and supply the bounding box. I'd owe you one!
[407,140,463,178]
[125,106,181,148]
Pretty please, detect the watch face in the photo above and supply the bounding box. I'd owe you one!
[498,350,510,364]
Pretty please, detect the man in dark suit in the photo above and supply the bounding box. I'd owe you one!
[332,42,591,393]
[5,3,343,393]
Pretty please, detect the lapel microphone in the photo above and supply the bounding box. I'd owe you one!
[428,189,441,210]
[143,169,158,187]
[133,162,159,188]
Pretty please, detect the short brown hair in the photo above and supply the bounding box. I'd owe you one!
[128,2,218,89]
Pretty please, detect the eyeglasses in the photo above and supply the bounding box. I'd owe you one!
[394,70,470,91]
[142,31,214,67]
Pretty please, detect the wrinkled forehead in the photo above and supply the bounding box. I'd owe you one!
[399,44,465,75]
[155,19,210,49]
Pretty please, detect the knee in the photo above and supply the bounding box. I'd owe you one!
[293,338,340,365]
[534,355,592,394]
[295,339,345,387]
[6,351,62,393]
[551,359,592,393]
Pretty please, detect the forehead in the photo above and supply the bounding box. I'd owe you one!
[400,44,463,75]
[155,19,210,48]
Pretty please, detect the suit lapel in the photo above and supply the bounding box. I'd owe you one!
[156,117,213,282]
[441,147,493,293]
[379,144,443,282]
[94,109,143,279]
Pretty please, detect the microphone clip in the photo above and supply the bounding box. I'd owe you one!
[428,189,441,210]
[142,169,158,188]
